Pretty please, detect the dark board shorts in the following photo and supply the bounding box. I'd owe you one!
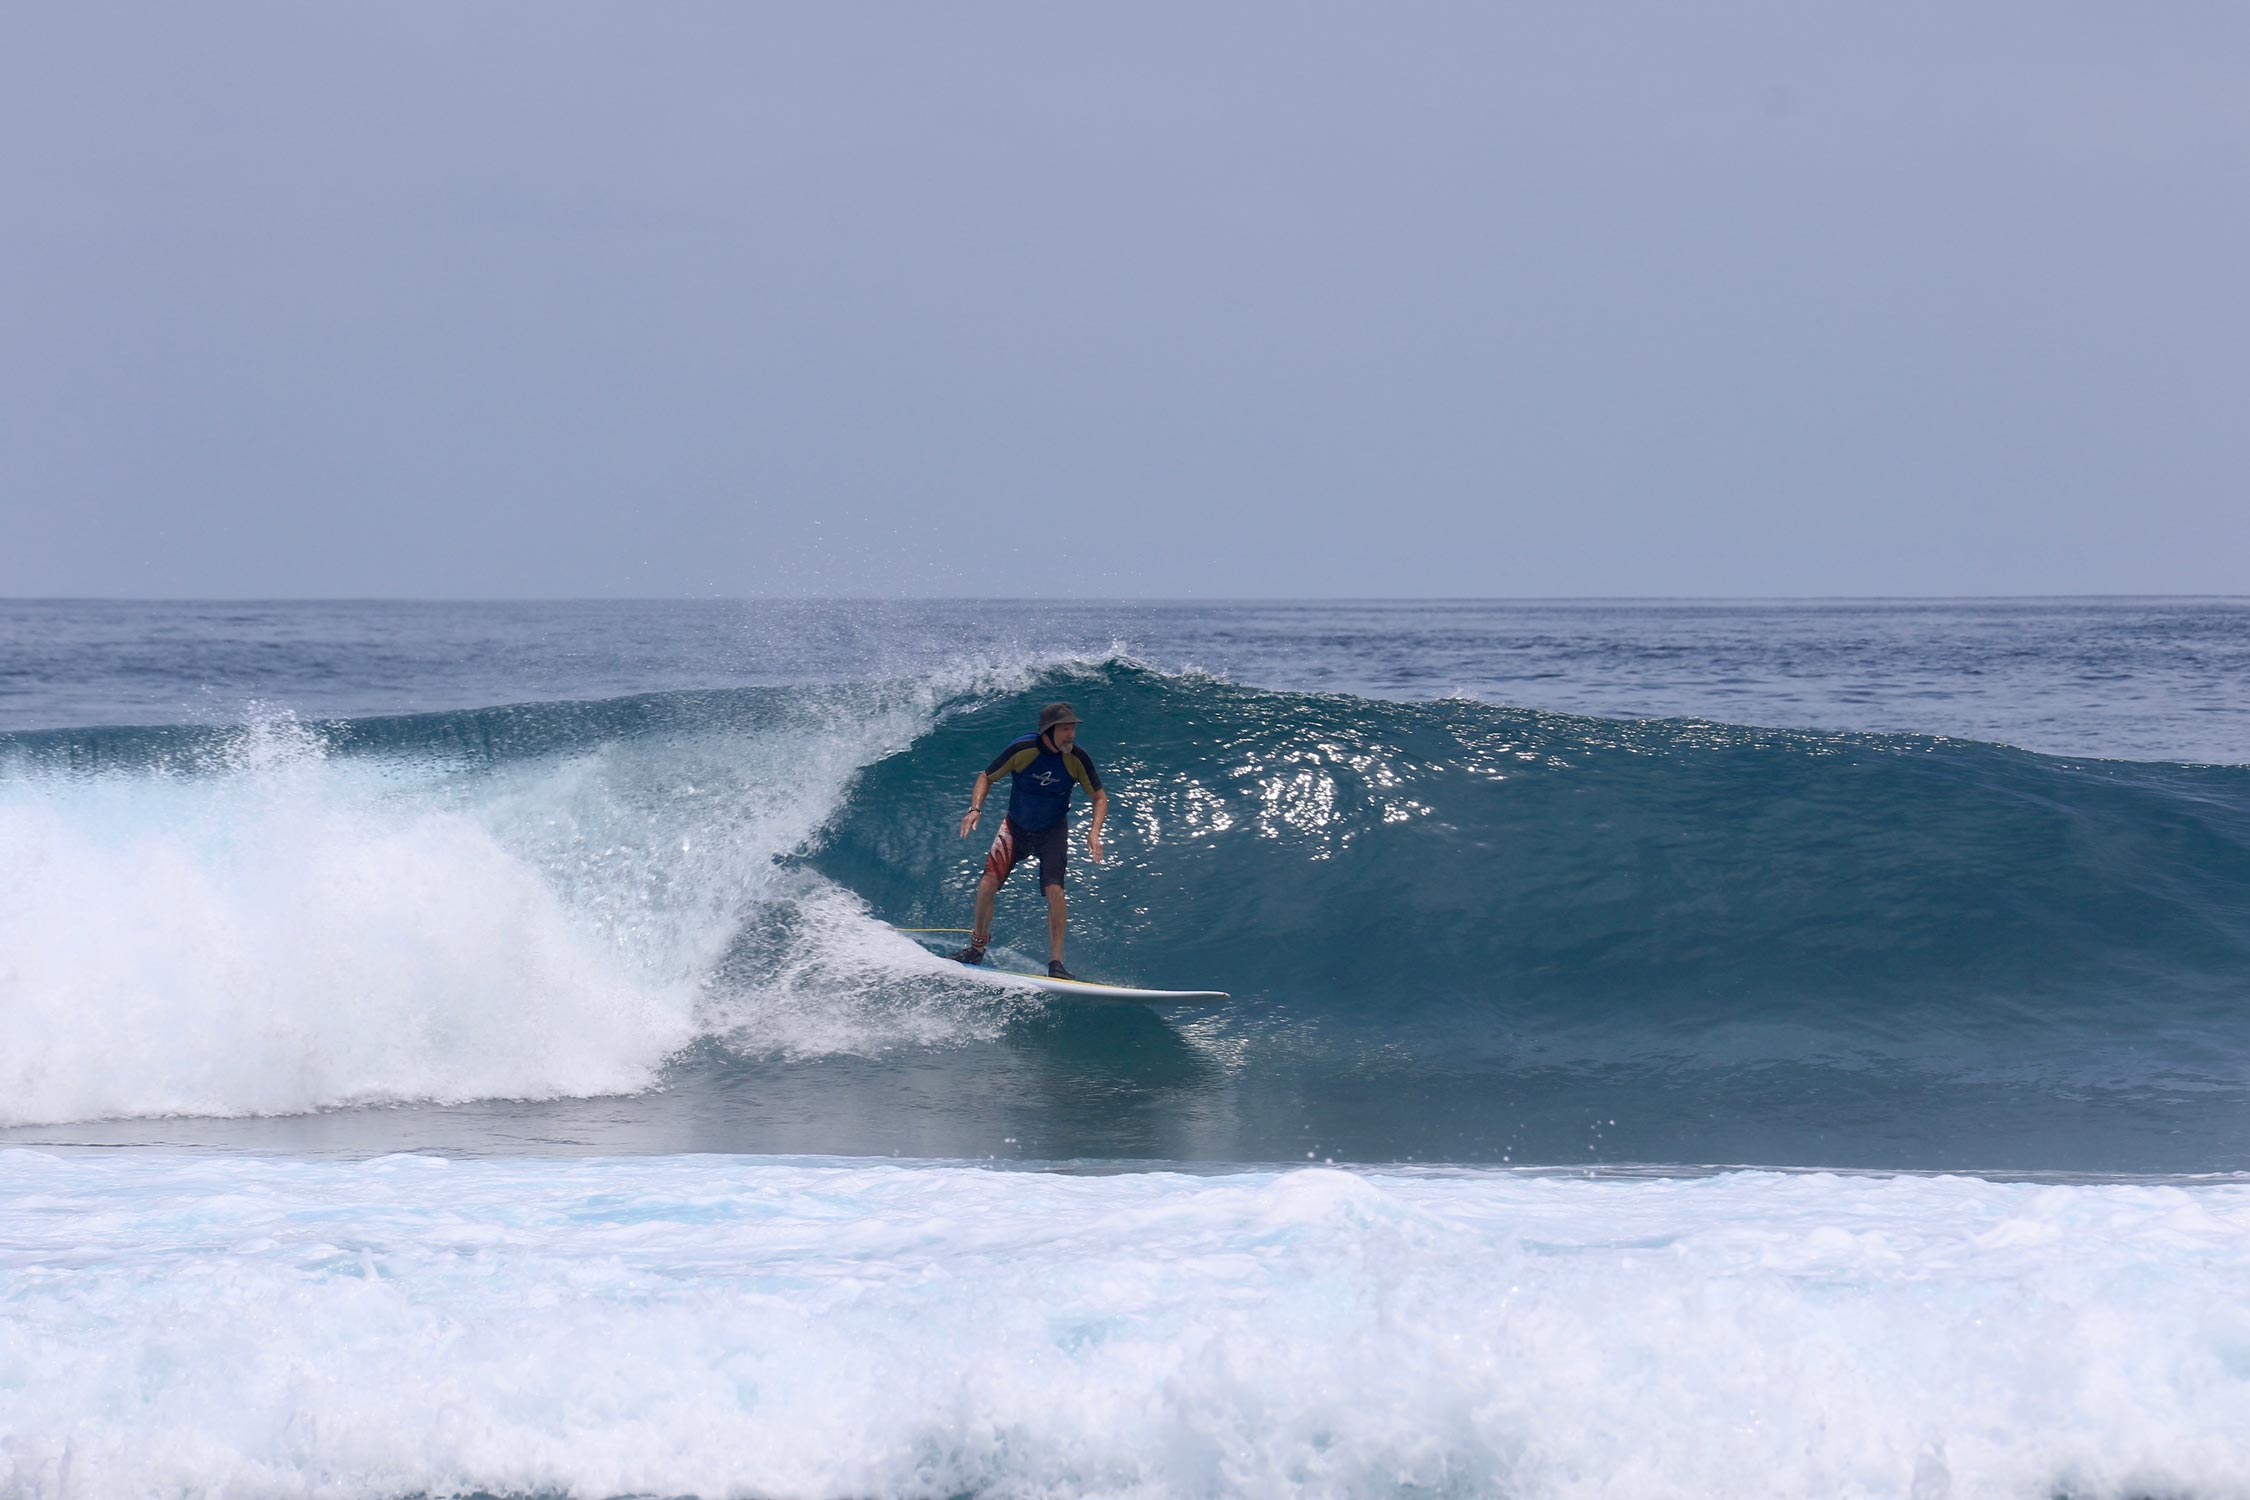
[984,816,1069,890]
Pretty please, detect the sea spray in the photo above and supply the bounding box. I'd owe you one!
[0,667,1048,1126]
[0,708,693,1124]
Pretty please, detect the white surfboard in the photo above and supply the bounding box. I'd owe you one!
[955,966,1230,1005]
[894,929,1229,1005]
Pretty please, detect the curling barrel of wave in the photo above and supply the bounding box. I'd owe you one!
[816,665,2250,1084]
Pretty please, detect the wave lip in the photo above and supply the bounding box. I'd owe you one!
[3,1150,2247,1500]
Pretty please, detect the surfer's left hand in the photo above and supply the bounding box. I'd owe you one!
[1088,832,1104,863]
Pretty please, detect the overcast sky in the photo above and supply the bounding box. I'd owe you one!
[4,4,2246,598]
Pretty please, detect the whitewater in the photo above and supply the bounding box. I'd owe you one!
[3,598,2248,1499]
[8,1151,2250,1500]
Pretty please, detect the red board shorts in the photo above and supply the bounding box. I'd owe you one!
[986,816,1070,891]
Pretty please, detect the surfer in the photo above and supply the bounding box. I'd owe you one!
[952,701,1107,980]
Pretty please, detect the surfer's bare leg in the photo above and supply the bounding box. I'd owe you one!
[1045,882,1066,964]
[971,872,1000,949]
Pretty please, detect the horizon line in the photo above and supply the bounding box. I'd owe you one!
[5,592,2246,607]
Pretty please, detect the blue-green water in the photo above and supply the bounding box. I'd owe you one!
[10,598,2250,1500]
[4,598,2246,1171]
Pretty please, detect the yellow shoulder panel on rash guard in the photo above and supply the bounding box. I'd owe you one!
[996,746,1040,778]
[1065,749,1100,795]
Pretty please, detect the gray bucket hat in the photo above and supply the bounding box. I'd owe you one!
[1037,701,1082,733]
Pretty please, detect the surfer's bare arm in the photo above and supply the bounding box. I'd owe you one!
[1088,789,1108,863]
[959,772,993,837]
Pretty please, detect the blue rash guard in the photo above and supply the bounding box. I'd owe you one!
[984,733,1103,832]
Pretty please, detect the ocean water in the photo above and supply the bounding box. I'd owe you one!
[3,597,2248,1499]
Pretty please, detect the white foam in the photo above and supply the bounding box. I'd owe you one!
[2,1154,2246,1500]
[0,664,1063,1127]
[693,874,1035,1058]
[0,716,694,1126]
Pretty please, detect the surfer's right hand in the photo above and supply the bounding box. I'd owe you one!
[959,806,981,837]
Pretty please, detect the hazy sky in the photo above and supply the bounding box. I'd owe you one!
[5,4,2246,598]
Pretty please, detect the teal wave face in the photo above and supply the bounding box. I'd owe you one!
[815,664,2250,1087]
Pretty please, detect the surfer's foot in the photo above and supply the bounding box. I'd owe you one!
[1048,960,1076,981]
[952,945,986,966]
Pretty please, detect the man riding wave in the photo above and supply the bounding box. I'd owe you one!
[953,701,1108,980]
